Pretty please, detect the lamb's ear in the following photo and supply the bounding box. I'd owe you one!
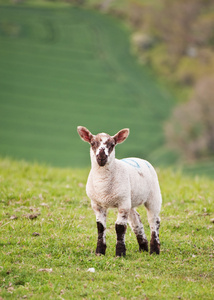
[77,126,93,143]
[113,128,129,144]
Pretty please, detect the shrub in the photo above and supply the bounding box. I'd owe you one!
[165,76,214,160]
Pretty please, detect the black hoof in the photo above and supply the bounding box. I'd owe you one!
[116,241,126,257]
[96,242,107,256]
[150,243,160,255]
[137,235,149,252]
[139,240,149,252]
[150,232,160,255]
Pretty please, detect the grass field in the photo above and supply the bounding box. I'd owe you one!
[0,157,214,299]
[0,4,175,169]
[0,4,213,300]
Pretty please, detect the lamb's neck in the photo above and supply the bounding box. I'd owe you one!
[91,161,116,182]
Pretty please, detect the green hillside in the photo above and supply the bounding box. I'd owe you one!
[0,5,175,168]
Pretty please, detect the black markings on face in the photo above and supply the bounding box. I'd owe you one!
[90,135,115,155]
[90,138,100,153]
[106,138,115,155]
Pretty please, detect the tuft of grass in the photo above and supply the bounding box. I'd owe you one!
[0,158,214,299]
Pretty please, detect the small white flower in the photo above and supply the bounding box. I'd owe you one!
[87,268,95,273]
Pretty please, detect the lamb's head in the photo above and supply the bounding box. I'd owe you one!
[77,126,129,167]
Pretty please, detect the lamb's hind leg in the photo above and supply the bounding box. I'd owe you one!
[128,208,148,252]
[92,202,107,255]
[145,204,161,255]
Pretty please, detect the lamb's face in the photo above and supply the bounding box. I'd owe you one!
[90,134,115,167]
[77,126,129,168]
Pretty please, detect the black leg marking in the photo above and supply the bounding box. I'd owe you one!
[156,219,160,232]
[115,224,127,257]
[150,231,160,255]
[96,222,107,255]
[137,234,149,252]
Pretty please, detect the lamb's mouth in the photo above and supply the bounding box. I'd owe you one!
[96,157,107,167]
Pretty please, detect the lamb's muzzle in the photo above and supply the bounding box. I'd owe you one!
[77,126,162,257]
[96,148,108,167]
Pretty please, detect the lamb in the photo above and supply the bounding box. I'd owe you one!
[77,126,162,257]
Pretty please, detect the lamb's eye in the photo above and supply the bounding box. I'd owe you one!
[107,142,115,152]
[91,141,95,147]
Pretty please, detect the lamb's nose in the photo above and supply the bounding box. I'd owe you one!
[99,148,106,156]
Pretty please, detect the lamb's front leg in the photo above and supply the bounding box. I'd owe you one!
[92,202,107,255]
[115,208,129,257]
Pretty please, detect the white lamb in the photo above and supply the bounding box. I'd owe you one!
[77,126,162,256]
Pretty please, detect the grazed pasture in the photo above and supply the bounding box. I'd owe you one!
[0,158,213,299]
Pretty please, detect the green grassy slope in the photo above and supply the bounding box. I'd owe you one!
[181,159,214,179]
[0,5,175,168]
[0,158,213,299]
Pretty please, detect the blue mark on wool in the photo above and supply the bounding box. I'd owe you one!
[144,161,151,169]
[121,158,151,169]
[121,158,141,169]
